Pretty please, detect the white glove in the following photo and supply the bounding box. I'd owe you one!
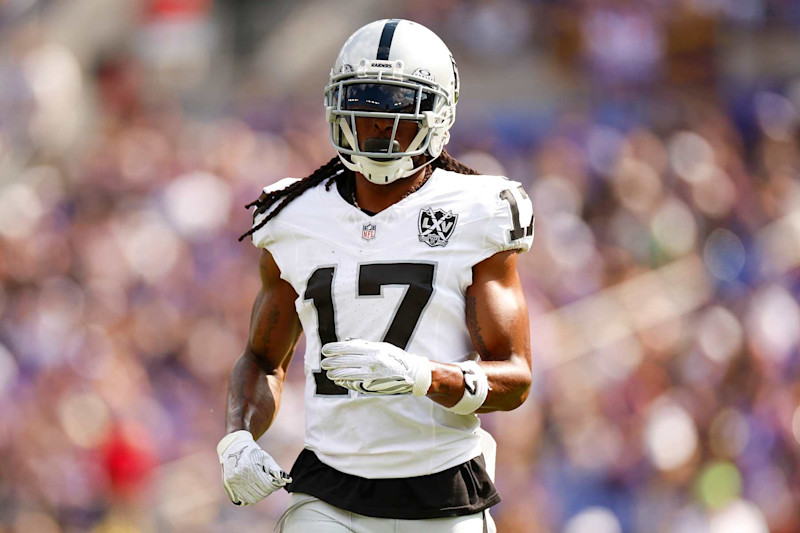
[321,339,432,396]
[217,430,292,506]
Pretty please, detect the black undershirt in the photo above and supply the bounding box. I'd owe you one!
[286,449,500,519]
[336,172,377,216]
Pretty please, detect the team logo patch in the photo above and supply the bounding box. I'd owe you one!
[418,207,458,247]
[362,223,376,241]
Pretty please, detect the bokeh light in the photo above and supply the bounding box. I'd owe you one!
[58,392,111,448]
[703,228,746,282]
[611,157,662,215]
[563,507,622,533]
[754,91,797,141]
[709,500,768,533]
[690,164,737,219]
[644,398,698,471]
[163,171,232,238]
[0,183,43,239]
[668,131,714,182]
[650,198,698,257]
[746,284,800,363]
[697,306,744,364]
[695,461,743,510]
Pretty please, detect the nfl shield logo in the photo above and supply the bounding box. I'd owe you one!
[418,207,458,247]
[362,223,376,241]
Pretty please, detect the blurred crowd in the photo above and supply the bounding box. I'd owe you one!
[1,0,800,532]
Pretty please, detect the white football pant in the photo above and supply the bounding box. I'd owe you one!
[278,493,496,533]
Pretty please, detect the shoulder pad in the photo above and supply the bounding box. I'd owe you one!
[250,177,302,248]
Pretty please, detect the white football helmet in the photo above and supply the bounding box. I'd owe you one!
[324,19,459,184]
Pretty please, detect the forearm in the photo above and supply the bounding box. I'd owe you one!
[426,355,531,412]
[226,351,284,438]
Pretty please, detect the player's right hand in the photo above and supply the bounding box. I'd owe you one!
[217,430,292,506]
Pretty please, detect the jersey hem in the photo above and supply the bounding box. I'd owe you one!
[285,489,502,520]
[286,449,501,520]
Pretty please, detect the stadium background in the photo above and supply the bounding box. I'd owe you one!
[1,0,800,531]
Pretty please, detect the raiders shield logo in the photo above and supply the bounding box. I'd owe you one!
[418,207,458,247]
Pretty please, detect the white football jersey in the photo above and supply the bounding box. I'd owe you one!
[251,168,534,479]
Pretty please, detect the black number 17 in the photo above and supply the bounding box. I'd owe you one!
[304,262,435,396]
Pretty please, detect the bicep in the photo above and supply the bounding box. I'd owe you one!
[466,250,530,365]
[247,249,302,375]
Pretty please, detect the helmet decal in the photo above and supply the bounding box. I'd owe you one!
[376,19,401,60]
[450,54,460,104]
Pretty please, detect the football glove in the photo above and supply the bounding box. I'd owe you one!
[217,430,291,506]
[321,339,432,396]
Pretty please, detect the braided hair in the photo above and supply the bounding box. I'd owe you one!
[432,149,479,176]
[238,149,479,242]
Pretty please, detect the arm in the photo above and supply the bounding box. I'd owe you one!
[226,249,302,437]
[217,249,301,506]
[426,250,532,412]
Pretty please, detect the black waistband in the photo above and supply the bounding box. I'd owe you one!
[285,448,500,520]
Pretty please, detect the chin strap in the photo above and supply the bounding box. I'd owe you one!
[337,117,432,185]
[349,155,413,184]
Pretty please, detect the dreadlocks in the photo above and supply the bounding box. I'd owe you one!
[238,149,479,241]
[431,149,479,176]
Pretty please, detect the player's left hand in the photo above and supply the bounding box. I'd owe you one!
[321,339,432,396]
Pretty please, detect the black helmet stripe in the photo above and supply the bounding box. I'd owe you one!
[376,19,400,60]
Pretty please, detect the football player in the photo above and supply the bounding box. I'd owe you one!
[219,19,534,532]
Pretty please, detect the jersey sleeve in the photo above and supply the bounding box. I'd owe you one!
[484,181,535,255]
[250,177,301,249]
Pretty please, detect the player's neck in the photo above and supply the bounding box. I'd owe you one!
[353,167,429,214]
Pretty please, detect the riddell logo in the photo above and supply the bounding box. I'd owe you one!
[371,61,393,68]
